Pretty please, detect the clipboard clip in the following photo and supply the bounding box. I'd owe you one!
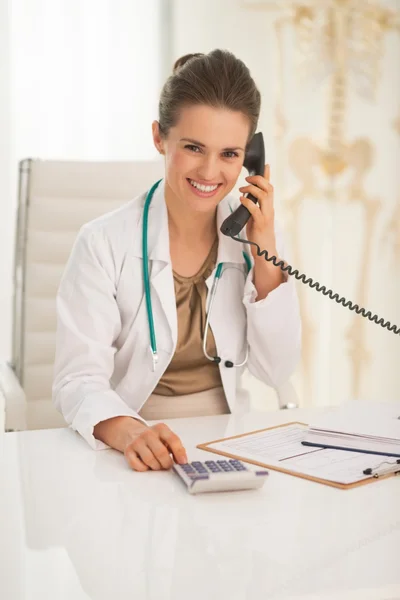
[363,459,400,478]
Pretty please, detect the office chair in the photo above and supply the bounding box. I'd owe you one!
[1,158,164,430]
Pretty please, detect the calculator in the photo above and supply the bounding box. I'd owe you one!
[173,458,269,494]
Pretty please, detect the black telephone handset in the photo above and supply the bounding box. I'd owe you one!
[220,132,265,237]
[220,132,399,337]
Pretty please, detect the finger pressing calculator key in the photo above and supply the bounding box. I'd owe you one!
[173,459,269,494]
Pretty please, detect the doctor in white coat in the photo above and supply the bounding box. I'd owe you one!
[53,49,301,471]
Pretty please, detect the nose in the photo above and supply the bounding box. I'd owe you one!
[197,155,220,182]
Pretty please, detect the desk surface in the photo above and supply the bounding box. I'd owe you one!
[1,408,399,600]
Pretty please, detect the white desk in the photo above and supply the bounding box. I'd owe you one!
[1,408,399,600]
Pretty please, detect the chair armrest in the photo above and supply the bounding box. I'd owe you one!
[0,363,27,431]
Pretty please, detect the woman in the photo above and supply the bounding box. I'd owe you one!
[53,49,301,471]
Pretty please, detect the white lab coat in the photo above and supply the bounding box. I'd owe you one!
[52,179,301,449]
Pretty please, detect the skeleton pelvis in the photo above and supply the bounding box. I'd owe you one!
[288,136,374,182]
[320,150,348,176]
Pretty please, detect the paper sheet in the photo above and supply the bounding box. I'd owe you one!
[205,424,396,484]
[307,401,400,440]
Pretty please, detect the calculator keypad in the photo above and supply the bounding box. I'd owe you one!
[180,459,248,477]
[191,462,208,474]
[229,460,247,471]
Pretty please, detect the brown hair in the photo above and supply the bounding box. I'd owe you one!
[158,49,261,143]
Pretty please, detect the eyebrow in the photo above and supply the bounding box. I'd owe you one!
[180,137,244,152]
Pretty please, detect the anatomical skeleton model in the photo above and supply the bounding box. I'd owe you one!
[246,0,400,401]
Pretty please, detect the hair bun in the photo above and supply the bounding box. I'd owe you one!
[173,53,204,74]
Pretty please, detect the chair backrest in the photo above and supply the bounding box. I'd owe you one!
[13,158,164,429]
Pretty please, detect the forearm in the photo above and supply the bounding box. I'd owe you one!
[93,416,147,453]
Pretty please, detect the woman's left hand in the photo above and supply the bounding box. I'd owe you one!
[238,164,277,261]
[239,164,285,298]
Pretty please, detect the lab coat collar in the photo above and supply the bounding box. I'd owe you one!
[132,178,246,266]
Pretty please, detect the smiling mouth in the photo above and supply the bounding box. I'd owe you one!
[187,178,222,196]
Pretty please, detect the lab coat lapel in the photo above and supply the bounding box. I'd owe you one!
[205,197,249,410]
[132,179,177,352]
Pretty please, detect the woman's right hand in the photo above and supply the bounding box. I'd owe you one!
[124,421,188,472]
[93,415,188,471]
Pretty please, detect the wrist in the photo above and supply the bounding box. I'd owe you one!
[93,416,147,452]
[253,255,284,299]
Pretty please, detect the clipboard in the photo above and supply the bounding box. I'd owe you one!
[197,421,400,490]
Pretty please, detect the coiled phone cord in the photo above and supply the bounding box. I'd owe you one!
[230,235,400,336]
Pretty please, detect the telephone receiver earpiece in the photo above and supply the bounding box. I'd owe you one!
[220,132,265,237]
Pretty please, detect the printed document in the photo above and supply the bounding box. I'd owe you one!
[205,423,396,485]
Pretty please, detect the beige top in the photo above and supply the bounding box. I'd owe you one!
[152,237,223,396]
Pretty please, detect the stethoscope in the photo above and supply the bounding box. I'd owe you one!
[143,179,252,371]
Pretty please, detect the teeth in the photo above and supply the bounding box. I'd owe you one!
[189,179,219,193]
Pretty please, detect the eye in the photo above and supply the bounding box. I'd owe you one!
[223,151,239,159]
[185,144,202,153]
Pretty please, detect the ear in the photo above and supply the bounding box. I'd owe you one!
[152,121,165,155]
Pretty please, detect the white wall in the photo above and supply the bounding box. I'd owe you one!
[170,0,277,157]
[170,0,400,408]
[0,0,164,363]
